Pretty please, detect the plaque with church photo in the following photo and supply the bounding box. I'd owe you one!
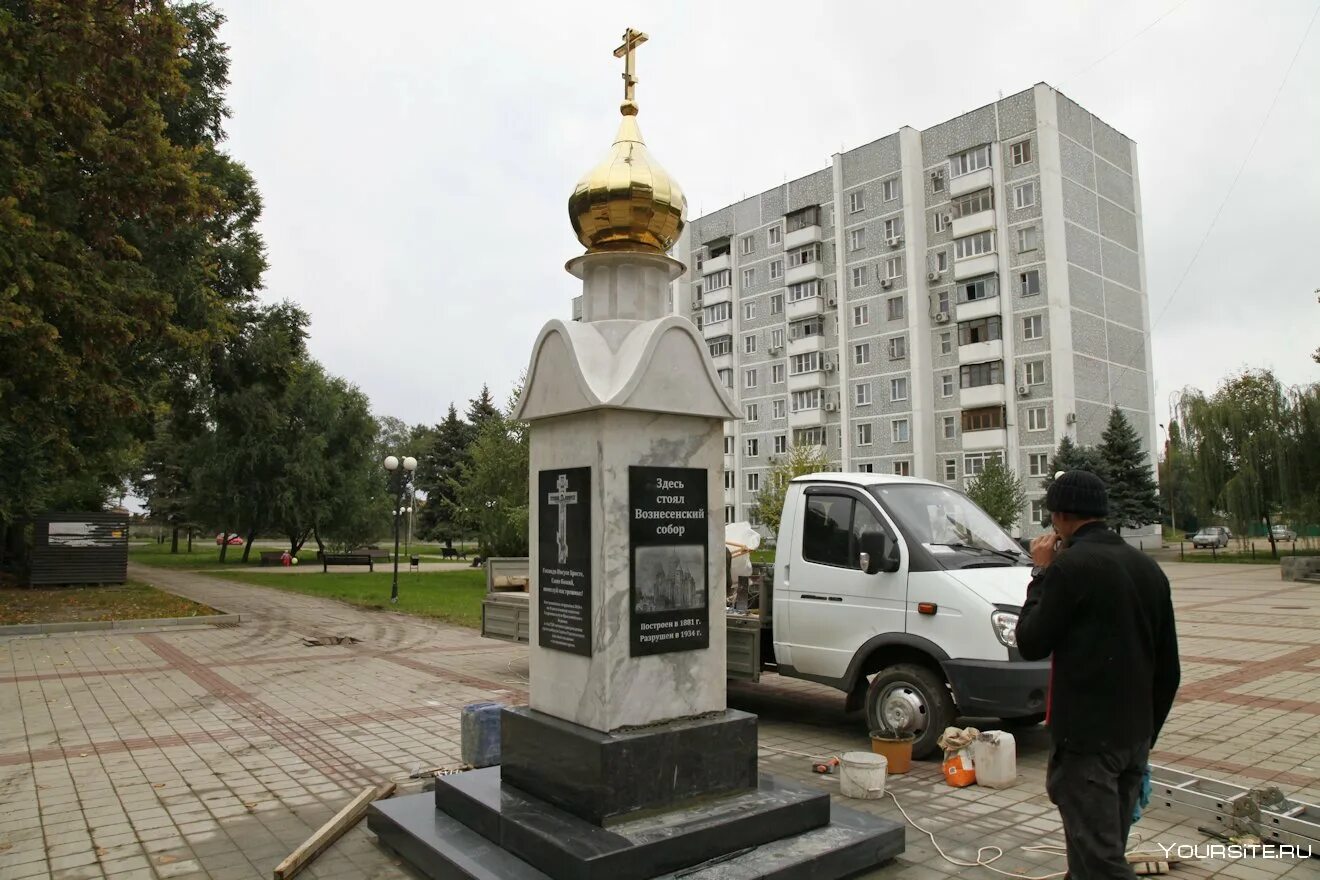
[629,466,709,656]
[537,467,592,656]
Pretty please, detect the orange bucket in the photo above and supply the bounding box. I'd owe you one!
[869,734,914,774]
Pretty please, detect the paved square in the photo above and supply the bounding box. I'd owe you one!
[2,561,1317,879]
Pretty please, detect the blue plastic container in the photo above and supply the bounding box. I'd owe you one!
[460,701,503,768]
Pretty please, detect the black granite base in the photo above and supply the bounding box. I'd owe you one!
[370,783,905,880]
[500,707,758,824]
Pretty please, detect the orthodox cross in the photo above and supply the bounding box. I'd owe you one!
[547,474,578,565]
[614,28,649,105]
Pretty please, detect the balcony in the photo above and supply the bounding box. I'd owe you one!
[949,167,993,197]
[960,383,1007,408]
[953,252,998,281]
[958,339,1003,364]
[788,333,825,356]
[951,209,995,239]
[710,352,733,372]
[703,284,732,307]
[724,453,735,471]
[956,297,1000,322]
[962,427,1008,452]
[724,486,737,505]
[785,261,822,286]
[702,319,731,340]
[786,295,824,321]
[784,224,822,249]
[787,370,827,392]
[703,253,731,275]
[788,408,827,428]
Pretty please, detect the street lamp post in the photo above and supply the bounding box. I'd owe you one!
[384,454,418,604]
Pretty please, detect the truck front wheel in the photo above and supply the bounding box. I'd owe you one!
[864,664,956,760]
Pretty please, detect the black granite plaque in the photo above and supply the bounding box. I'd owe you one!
[628,466,709,657]
[537,467,591,656]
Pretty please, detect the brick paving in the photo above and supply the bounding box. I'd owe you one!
[1,561,1316,879]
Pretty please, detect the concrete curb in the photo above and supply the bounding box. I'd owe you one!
[0,613,244,638]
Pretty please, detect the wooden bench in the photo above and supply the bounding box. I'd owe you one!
[440,546,467,560]
[322,554,374,572]
[259,551,288,566]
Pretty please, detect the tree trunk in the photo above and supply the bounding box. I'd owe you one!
[241,528,256,563]
[218,530,230,562]
[1264,510,1277,559]
[170,526,179,554]
[292,528,310,556]
[187,528,193,553]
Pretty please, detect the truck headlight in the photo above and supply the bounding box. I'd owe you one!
[991,610,1019,648]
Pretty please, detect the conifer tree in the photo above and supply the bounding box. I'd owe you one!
[1100,407,1161,535]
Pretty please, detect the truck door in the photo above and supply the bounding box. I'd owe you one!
[784,487,908,680]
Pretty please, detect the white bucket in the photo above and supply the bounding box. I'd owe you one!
[970,730,1017,789]
[839,751,888,799]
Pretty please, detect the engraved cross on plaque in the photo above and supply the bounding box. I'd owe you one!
[613,27,648,104]
[547,473,578,565]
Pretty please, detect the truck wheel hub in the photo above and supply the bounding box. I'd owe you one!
[880,684,926,734]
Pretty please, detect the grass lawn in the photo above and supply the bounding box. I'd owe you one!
[1174,547,1320,564]
[0,581,217,625]
[216,569,486,628]
[129,541,263,569]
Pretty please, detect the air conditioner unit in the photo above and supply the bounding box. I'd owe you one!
[880,278,893,289]
[1017,384,1030,395]
[768,345,782,354]
[887,237,903,248]
[934,312,950,324]
[824,400,838,412]
[826,295,837,307]
[1066,412,1077,425]
[823,360,836,373]
[943,213,953,224]
[927,270,941,282]
[691,299,701,309]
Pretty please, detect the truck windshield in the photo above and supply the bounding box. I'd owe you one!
[868,483,1026,568]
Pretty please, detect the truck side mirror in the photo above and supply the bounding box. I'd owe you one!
[858,530,897,574]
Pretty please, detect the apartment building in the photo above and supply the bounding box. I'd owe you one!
[670,83,1157,540]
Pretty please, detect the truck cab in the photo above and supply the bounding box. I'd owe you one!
[734,472,1049,759]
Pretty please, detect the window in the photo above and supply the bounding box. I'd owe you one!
[893,460,911,476]
[849,190,865,213]
[857,423,873,445]
[1030,499,1046,526]
[706,269,732,290]
[856,382,872,406]
[790,352,820,374]
[964,450,1004,477]
[851,266,867,288]
[771,363,785,384]
[792,316,824,338]
[748,508,762,527]
[795,427,825,446]
[718,368,732,388]
[772,398,786,419]
[960,360,1004,388]
[890,377,908,401]
[957,315,1002,346]
[791,389,822,412]
[788,280,820,302]
[962,406,1005,431]
[957,275,998,303]
[887,296,905,321]
[933,211,948,233]
[742,267,755,288]
[743,302,756,321]
[882,178,899,201]
[858,463,874,473]
[769,261,783,280]
[849,228,866,251]
[853,304,869,326]
[950,144,991,177]
[885,256,904,279]
[936,251,949,272]
[1028,453,1049,477]
[941,373,954,396]
[1017,226,1038,252]
[789,243,820,267]
[704,301,732,324]
[940,333,953,355]
[892,418,910,442]
[708,336,731,357]
[1028,407,1049,431]
[932,169,946,192]
[953,188,994,218]
[771,328,785,348]
[854,343,871,365]
[745,403,759,422]
[725,505,735,524]
[770,292,783,313]
[724,436,735,455]
[936,290,951,316]
[744,368,758,389]
[724,470,736,490]
[695,252,706,272]
[889,336,907,360]
[740,234,754,255]
[1023,315,1043,340]
[884,217,902,242]
[1012,182,1036,209]
[774,434,787,454]
[803,494,882,569]
[786,205,820,232]
[1011,140,1032,165]
[768,225,782,246]
[1025,360,1046,385]
[744,334,757,354]
[747,472,760,492]
[943,415,957,439]
[944,458,958,481]
[746,438,759,457]
[954,231,995,260]
[1020,269,1041,296]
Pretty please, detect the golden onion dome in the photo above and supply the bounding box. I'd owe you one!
[568,99,686,255]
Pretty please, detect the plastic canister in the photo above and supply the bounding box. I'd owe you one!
[460,702,503,768]
[839,751,888,800]
[970,730,1017,788]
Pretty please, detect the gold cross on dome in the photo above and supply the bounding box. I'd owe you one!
[614,28,648,104]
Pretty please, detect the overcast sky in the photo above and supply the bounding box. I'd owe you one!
[216,0,1319,441]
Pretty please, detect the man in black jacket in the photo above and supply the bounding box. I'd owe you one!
[1016,470,1180,879]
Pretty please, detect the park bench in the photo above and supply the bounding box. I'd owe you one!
[440,546,467,560]
[259,551,287,566]
[321,554,374,572]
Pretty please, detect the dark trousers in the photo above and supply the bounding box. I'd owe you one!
[1045,741,1149,879]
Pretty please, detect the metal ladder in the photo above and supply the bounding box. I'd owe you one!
[1150,764,1320,852]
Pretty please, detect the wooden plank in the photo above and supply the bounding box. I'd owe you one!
[272,781,395,880]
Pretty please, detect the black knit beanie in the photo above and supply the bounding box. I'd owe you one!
[1045,469,1109,518]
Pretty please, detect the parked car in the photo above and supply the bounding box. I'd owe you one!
[1191,527,1230,549]
[214,533,244,546]
[1270,525,1297,542]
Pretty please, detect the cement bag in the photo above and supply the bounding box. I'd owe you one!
[937,726,978,787]
[725,522,761,580]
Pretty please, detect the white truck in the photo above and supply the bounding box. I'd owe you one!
[482,472,1049,759]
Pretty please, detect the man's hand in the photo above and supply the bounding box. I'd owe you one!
[1031,532,1060,569]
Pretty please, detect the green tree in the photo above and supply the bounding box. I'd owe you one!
[966,460,1029,531]
[416,404,473,544]
[453,397,528,557]
[465,385,500,431]
[1100,407,1161,535]
[752,444,830,537]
